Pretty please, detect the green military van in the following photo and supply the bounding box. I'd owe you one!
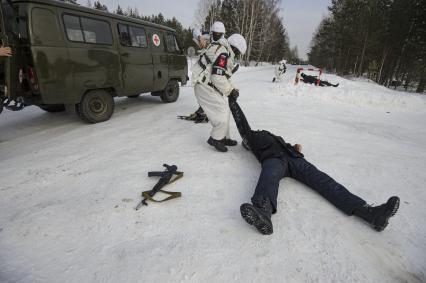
[0,0,187,123]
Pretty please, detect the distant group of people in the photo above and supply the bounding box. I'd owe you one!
[187,21,399,235]
[271,60,339,87]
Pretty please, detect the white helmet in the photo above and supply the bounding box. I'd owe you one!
[192,29,201,39]
[279,60,287,64]
[228,33,247,55]
[211,21,225,33]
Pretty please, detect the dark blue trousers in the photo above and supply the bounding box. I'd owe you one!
[252,157,366,215]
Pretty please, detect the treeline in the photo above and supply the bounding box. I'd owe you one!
[199,0,295,64]
[308,0,426,93]
[85,1,195,50]
[63,0,297,64]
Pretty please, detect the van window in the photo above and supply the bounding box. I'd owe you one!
[1,0,28,40]
[165,33,180,53]
[63,14,112,45]
[1,0,17,35]
[129,26,147,48]
[81,17,112,44]
[32,8,62,45]
[118,24,130,46]
[118,24,147,48]
[63,14,84,42]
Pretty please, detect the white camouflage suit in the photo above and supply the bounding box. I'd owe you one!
[274,61,287,81]
[192,38,237,140]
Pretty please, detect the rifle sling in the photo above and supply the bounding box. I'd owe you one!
[142,171,183,203]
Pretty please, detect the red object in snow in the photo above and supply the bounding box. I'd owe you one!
[294,67,323,86]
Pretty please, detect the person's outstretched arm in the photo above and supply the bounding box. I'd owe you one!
[0,47,12,57]
[228,97,252,144]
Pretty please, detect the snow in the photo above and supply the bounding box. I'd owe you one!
[1,64,426,283]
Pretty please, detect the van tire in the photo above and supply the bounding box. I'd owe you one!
[127,94,140,98]
[39,104,66,113]
[160,80,179,103]
[76,90,114,123]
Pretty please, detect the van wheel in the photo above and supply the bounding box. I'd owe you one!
[76,90,114,123]
[127,94,140,98]
[39,104,66,113]
[160,80,179,103]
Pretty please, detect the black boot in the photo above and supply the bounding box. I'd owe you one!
[240,197,273,235]
[207,137,228,152]
[354,196,400,232]
[195,106,204,116]
[222,138,238,146]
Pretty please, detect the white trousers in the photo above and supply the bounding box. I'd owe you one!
[194,83,230,140]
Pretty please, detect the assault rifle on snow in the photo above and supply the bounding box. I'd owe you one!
[135,164,183,210]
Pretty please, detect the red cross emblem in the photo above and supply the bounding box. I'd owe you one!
[218,55,227,68]
[152,34,161,46]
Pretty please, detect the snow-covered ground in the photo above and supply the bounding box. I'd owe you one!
[1,64,425,283]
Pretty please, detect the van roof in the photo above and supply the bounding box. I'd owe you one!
[12,0,176,32]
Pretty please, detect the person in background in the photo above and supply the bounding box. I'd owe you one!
[184,29,212,123]
[300,72,339,87]
[272,60,287,82]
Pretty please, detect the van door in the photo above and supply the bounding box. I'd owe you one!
[0,0,15,100]
[148,29,168,91]
[164,32,186,81]
[117,23,153,96]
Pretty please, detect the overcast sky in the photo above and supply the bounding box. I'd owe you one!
[81,0,331,59]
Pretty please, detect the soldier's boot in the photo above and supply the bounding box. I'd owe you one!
[354,196,400,232]
[194,107,208,123]
[186,107,204,119]
[207,137,228,152]
[195,106,205,116]
[194,113,208,123]
[222,138,238,146]
[240,197,273,235]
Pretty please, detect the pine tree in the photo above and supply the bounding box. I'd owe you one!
[308,0,425,93]
[115,5,124,15]
[93,0,108,12]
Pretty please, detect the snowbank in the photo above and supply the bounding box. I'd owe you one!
[1,64,425,283]
[273,66,426,111]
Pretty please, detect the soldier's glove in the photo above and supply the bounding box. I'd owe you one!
[232,64,240,74]
[229,89,239,101]
[294,144,302,153]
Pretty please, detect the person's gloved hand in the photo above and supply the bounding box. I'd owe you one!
[232,64,240,74]
[229,88,239,101]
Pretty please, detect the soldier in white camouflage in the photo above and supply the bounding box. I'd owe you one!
[192,22,247,152]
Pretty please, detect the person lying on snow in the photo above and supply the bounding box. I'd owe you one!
[227,94,399,235]
[301,72,339,87]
